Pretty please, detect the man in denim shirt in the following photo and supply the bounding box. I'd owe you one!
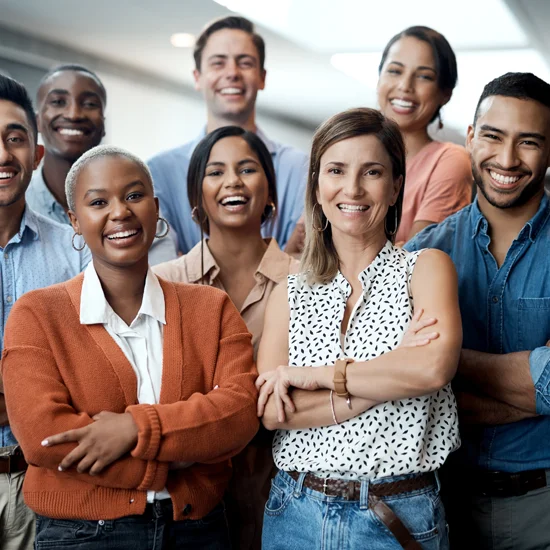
[405,73,550,548]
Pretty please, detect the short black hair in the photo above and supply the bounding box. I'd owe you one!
[37,64,107,106]
[379,26,458,124]
[194,16,266,71]
[473,72,550,125]
[0,74,38,143]
[188,125,277,234]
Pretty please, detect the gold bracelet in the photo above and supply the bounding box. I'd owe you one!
[329,390,339,425]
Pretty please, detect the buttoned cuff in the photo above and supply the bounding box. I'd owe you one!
[529,347,550,415]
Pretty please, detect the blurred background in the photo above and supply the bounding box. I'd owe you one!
[0,0,549,159]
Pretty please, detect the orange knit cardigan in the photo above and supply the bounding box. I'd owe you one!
[1,274,259,521]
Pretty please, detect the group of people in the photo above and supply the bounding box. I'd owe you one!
[0,12,548,550]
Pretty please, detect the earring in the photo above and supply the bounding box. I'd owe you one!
[72,233,86,251]
[264,202,277,220]
[385,206,398,237]
[312,203,329,232]
[437,111,444,130]
[155,217,170,239]
[191,206,200,224]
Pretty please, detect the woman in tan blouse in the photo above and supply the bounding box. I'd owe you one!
[153,125,298,550]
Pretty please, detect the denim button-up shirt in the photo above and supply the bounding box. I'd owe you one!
[0,207,91,447]
[148,128,308,254]
[405,195,550,472]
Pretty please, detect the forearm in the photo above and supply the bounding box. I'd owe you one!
[262,388,377,431]
[456,390,537,425]
[459,349,535,412]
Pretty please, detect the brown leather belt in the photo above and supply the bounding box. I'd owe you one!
[288,471,436,549]
[0,452,28,474]
[474,468,548,498]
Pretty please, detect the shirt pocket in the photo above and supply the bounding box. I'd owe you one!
[518,298,550,350]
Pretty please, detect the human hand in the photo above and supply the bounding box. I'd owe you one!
[256,365,326,422]
[41,411,139,475]
[400,308,439,348]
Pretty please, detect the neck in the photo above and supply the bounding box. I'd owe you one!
[42,152,73,210]
[206,110,257,134]
[402,127,433,159]
[477,188,544,242]
[93,256,149,325]
[207,225,267,273]
[0,198,25,248]
[332,227,388,281]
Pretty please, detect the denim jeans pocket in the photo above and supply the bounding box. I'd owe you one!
[264,477,293,517]
[35,517,102,548]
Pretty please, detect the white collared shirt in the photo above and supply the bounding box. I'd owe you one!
[80,262,169,501]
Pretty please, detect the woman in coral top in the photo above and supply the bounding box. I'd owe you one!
[377,26,473,243]
[1,145,258,549]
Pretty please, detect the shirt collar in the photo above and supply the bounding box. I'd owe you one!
[7,206,40,246]
[470,193,550,243]
[80,262,166,326]
[192,126,277,156]
[184,240,220,284]
[255,238,292,282]
[34,166,64,216]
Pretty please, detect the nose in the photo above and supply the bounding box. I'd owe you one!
[496,141,521,171]
[342,173,363,199]
[397,72,414,93]
[110,198,132,220]
[224,168,244,188]
[64,99,84,121]
[224,58,241,80]
[0,141,13,165]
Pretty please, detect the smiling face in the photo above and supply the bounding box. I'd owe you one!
[377,36,449,133]
[193,29,266,124]
[467,95,550,210]
[37,70,105,163]
[68,155,158,269]
[0,99,43,207]
[317,134,401,241]
[201,135,270,234]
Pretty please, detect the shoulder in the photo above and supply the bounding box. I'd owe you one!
[432,141,470,167]
[153,255,191,283]
[147,142,194,169]
[9,276,76,317]
[404,205,472,253]
[273,143,308,173]
[165,279,229,306]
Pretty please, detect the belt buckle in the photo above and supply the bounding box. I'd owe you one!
[322,478,329,495]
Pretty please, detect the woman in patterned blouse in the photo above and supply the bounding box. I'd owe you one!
[256,108,462,550]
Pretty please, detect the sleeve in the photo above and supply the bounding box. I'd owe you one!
[1,302,168,492]
[127,295,259,463]
[415,146,473,224]
[530,346,550,415]
[148,157,175,238]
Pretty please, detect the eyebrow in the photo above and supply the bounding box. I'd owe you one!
[324,161,386,168]
[46,89,101,99]
[479,124,546,141]
[206,158,260,168]
[6,123,29,134]
[387,61,436,73]
[207,54,257,63]
[82,180,146,198]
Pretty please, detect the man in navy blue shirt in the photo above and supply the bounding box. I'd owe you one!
[406,72,550,549]
[148,16,308,255]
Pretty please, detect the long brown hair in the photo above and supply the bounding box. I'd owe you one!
[301,107,406,284]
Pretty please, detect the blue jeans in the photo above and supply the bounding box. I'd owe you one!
[34,500,231,549]
[262,471,449,550]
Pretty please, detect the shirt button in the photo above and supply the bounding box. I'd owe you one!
[492,296,499,303]
[6,295,12,303]
[129,498,135,504]
[3,253,8,259]
[182,504,192,516]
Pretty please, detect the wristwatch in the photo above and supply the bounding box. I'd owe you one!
[333,357,355,409]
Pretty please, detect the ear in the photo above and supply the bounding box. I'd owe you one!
[259,69,266,91]
[67,210,81,235]
[391,175,403,205]
[33,144,45,169]
[154,196,160,218]
[193,69,201,91]
[465,124,475,154]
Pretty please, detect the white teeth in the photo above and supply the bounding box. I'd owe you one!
[107,229,138,240]
[0,172,15,179]
[220,87,243,95]
[59,128,84,136]
[490,171,521,185]
[221,195,249,205]
[391,99,415,108]
[338,204,369,212]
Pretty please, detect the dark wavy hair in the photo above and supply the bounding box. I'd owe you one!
[0,74,38,143]
[379,26,458,124]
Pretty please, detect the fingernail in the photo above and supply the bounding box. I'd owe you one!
[41,439,48,446]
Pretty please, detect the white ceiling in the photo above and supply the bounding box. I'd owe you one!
[0,0,549,135]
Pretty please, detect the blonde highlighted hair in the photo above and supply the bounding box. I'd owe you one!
[301,108,406,284]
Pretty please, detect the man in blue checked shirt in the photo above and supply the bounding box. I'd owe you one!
[0,75,90,550]
[148,16,308,255]
[405,72,550,549]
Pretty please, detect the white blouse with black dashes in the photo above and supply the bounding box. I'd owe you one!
[272,241,460,480]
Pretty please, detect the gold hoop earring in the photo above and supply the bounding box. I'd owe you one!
[312,203,329,232]
[71,233,86,251]
[385,206,398,237]
[155,217,170,239]
[265,202,277,220]
[191,206,200,224]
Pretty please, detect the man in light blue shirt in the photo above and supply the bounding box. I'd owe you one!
[405,73,550,549]
[0,75,90,549]
[26,64,176,265]
[148,16,308,254]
